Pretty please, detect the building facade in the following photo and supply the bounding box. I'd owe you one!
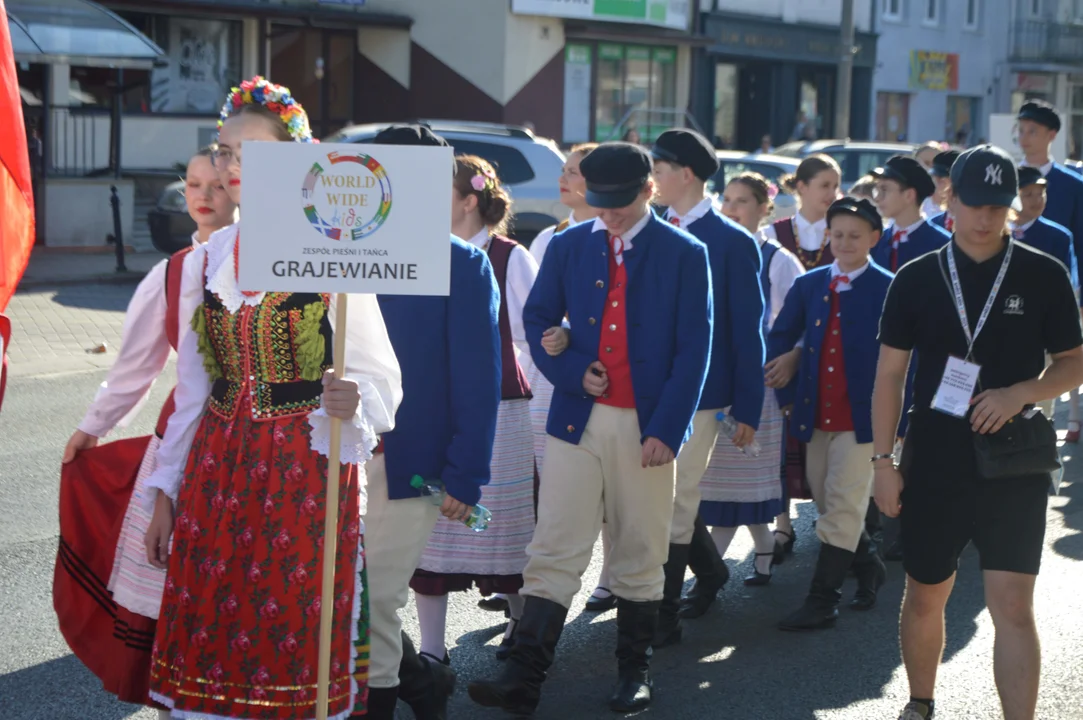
[1008,0,1083,159]
[871,0,1011,146]
[693,0,878,152]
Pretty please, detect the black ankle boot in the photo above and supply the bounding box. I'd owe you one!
[850,530,887,611]
[398,631,455,720]
[653,542,690,647]
[777,543,854,631]
[678,516,729,619]
[467,596,568,716]
[610,598,659,713]
[358,686,398,720]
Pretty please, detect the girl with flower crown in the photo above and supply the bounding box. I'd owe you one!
[687,172,804,589]
[408,154,540,663]
[54,146,237,718]
[141,77,402,720]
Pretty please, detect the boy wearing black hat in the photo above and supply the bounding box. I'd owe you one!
[1017,100,1083,268]
[361,125,502,720]
[768,196,892,631]
[646,128,765,641]
[871,155,951,272]
[928,150,960,233]
[468,141,713,715]
[874,145,1083,720]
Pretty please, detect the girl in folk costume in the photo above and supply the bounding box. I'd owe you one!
[55,147,237,715]
[762,154,842,563]
[410,155,539,662]
[481,144,598,617]
[693,173,805,586]
[142,77,403,720]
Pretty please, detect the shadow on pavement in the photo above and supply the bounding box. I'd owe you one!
[1052,452,1082,561]
[48,284,134,312]
[0,654,142,720]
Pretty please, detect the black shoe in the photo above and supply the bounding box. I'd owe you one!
[478,595,510,613]
[495,617,519,661]
[356,686,398,720]
[584,588,618,613]
[777,543,854,631]
[743,552,774,586]
[679,515,729,619]
[399,632,456,720]
[864,498,885,548]
[771,528,796,566]
[850,530,887,611]
[468,596,568,716]
[610,598,659,713]
[653,542,690,648]
[419,650,450,667]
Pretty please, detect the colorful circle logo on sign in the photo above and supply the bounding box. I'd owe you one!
[302,150,392,241]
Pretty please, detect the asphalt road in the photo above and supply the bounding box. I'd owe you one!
[2,284,1083,719]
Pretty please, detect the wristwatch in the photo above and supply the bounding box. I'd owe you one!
[870,452,896,463]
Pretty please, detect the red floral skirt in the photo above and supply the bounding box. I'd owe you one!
[149,405,364,720]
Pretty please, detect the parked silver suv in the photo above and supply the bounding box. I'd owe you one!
[325,120,566,243]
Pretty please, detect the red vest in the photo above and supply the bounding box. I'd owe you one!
[154,246,194,437]
[486,235,531,401]
[815,290,854,432]
[596,248,635,409]
[773,217,834,271]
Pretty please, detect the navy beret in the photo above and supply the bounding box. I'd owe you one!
[871,155,937,201]
[652,128,720,182]
[931,150,960,178]
[1018,100,1061,132]
[827,196,883,234]
[1017,165,1046,188]
[579,142,653,209]
[372,124,450,147]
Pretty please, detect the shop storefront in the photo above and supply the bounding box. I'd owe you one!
[694,12,876,151]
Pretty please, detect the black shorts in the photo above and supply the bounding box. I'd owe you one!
[899,411,1050,586]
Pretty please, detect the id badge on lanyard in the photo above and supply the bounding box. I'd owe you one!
[931,242,1013,418]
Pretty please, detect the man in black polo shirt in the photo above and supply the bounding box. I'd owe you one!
[872,145,1083,720]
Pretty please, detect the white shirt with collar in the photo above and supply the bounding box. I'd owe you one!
[464,227,540,380]
[592,209,653,261]
[1021,158,1056,177]
[759,229,805,328]
[886,216,927,247]
[829,259,869,292]
[762,211,827,251]
[530,210,585,267]
[665,196,714,228]
[920,196,942,218]
[1011,217,1038,236]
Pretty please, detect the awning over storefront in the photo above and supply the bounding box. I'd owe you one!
[564,21,713,47]
[7,0,164,68]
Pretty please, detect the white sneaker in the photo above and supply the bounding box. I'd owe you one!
[898,702,931,720]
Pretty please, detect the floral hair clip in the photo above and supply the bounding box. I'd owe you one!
[767,182,780,201]
[470,166,497,192]
[217,76,315,144]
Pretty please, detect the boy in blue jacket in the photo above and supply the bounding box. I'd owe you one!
[362,125,503,720]
[768,197,891,631]
[468,142,713,715]
[871,155,951,272]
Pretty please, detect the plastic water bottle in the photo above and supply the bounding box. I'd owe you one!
[409,475,492,532]
[716,412,762,457]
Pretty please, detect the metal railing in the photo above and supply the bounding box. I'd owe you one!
[47,106,112,177]
[1010,19,1083,64]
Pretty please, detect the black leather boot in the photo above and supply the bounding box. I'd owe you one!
[467,596,568,716]
[653,542,690,647]
[398,630,455,720]
[678,515,729,619]
[610,599,659,713]
[850,530,887,611]
[777,543,854,631]
[357,686,398,720]
[864,498,885,549]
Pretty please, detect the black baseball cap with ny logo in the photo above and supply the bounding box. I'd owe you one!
[949,144,1018,208]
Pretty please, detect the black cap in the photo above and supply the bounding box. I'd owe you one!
[870,155,937,201]
[651,128,720,182]
[1018,100,1061,132]
[950,145,1018,208]
[931,150,960,178]
[1017,166,1047,188]
[827,196,883,234]
[372,124,450,147]
[579,142,653,209]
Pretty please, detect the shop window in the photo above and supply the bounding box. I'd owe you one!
[591,43,679,143]
[876,92,910,142]
[923,0,940,26]
[946,96,980,146]
[882,0,902,22]
[450,139,535,185]
[964,0,980,30]
[713,63,738,149]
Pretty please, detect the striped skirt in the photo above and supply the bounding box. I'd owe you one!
[411,398,536,593]
[108,435,168,618]
[528,368,555,475]
[699,392,785,527]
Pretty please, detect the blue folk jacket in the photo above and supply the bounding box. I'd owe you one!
[871,219,950,271]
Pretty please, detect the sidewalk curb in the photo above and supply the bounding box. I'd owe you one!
[17,270,150,291]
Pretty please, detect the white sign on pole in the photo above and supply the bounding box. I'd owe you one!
[989,113,1068,164]
[239,142,453,296]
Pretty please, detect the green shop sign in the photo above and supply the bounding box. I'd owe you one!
[511,0,690,31]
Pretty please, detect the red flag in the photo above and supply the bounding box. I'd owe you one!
[0,0,35,312]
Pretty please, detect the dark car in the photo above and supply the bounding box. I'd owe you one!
[148,179,196,255]
[773,140,916,188]
[709,151,800,221]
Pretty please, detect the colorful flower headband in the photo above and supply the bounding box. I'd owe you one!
[470,165,497,192]
[767,182,779,201]
[218,76,315,143]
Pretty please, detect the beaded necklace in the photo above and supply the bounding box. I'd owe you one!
[791,216,829,269]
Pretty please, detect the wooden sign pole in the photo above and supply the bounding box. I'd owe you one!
[315,292,348,720]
